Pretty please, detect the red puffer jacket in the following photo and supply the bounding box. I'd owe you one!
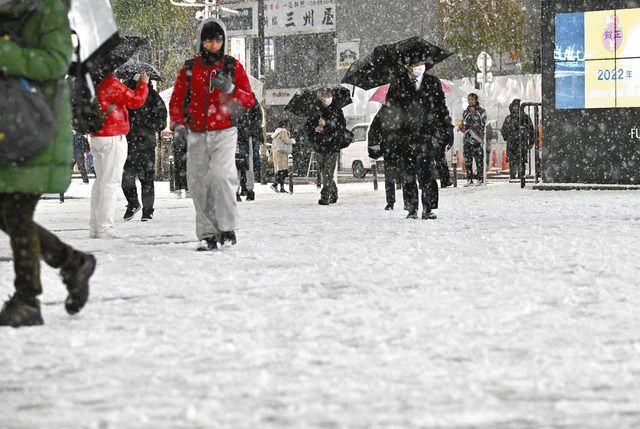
[92,74,149,137]
[169,56,255,132]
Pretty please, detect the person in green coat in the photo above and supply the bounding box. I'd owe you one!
[0,0,96,328]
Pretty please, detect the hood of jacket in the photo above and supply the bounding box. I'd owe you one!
[196,18,227,64]
[0,0,40,16]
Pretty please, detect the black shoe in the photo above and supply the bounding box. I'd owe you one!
[0,294,43,328]
[463,180,474,187]
[141,210,153,222]
[61,252,96,315]
[197,237,218,251]
[422,209,437,220]
[279,187,288,193]
[123,205,141,221]
[236,193,242,202]
[219,231,237,246]
[329,197,338,204]
[406,211,418,219]
[385,203,394,211]
[318,199,330,205]
[270,183,279,193]
[440,181,452,188]
[246,190,255,201]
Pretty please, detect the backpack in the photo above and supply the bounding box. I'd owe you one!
[182,55,236,123]
[68,36,112,135]
[0,6,59,164]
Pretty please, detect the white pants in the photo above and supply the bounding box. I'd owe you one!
[89,135,128,235]
[187,128,239,240]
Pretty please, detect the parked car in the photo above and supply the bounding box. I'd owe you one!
[340,122,374,178]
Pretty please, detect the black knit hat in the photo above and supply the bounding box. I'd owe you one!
[201,21,225,41]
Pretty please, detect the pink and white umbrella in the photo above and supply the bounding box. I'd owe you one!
[369,80,455,105]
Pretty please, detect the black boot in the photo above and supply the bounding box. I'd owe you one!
[60,252,97,315]
[219,231,237,246]
[422,208,437,220]
[270,172,281,193]
[279,170,288,193]
[0,294,43,327]
[385,203,394,211]
[197,236,218,251]
[246,190,255,201]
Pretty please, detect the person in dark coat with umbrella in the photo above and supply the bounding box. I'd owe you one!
[121,77,167,221]
[386,58,454,219]
[501,98,535,180]
[368,104,407,210]
[235,93,263,201]
[304,89,347,205]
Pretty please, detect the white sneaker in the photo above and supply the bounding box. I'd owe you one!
[90,227,127,239]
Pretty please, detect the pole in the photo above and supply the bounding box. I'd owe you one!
[482,52,487,93]
[482,124,487,186]
[257,0,266,77]
[452,148,458,187]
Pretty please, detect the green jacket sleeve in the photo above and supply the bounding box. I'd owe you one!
[0,1,73,81]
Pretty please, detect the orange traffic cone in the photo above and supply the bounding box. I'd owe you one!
[501,149,508,173]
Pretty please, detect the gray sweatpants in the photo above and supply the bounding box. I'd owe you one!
[187,128,239,240]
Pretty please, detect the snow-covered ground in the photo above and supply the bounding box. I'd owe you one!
[1,179,640,428]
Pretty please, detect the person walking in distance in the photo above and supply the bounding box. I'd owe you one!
[89,68,149,238]
[459,93,487,187]
[169,19,255,251]
[0,0,96,327]
[121,76,167,221]
[270,120,295,193]
[304,89,346,205]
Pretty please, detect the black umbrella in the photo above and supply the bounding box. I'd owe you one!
[71,35,148,79]
[284,85,353,117]
[115,60,164,81]
[342,36,453,90]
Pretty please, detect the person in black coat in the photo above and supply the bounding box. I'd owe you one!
[386,59,454,219]
[304,89,347,205]
[368,104,406,210]
[235,94,263,201]
[501,98,535,180]
[121,79,167,221]
[71,131,90,183]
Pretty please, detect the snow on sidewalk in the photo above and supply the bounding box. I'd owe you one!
[1,181,640,428]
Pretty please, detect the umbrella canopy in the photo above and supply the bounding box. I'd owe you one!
[76,35,147,80]
[369,79,456,104]
[342,36,453,90]
[116,60,164,81]
[284,84,353,117]
[68,0,118,64]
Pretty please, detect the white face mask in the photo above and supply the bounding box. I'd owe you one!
[411,65,426,77]
[322,97,333,106]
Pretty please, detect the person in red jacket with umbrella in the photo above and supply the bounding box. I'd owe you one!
[169,18,254,251]
[89,72,149,239]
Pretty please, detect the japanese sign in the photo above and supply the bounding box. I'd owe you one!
[264,1,337,37]
[219,2,259,37]
[265,88,298,105]
[336,41,359,70]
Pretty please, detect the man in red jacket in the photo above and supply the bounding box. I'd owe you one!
[169,19,255,251]
[90,72,149,239]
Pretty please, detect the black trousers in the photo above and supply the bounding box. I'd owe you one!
[122,145,155,212]
[507,149,526,179]
[316,152,339,203]
[436,145,452,186]
[384,157,403,204]
[401,153,439,213]
[463,142,484,180]
[72,147,89,182]
[0,193,81,299]
[173,137,188,191]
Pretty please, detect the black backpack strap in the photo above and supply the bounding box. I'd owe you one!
[183,58,195,123]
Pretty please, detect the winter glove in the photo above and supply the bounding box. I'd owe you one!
[210,72,235,94]
[173,124,188,148]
